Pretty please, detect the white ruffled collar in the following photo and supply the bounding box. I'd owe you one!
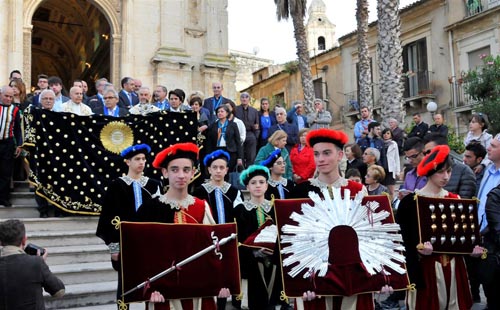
[120,175,149,187]
[243,200,273,213]
[202,182,231,194]
[159,194,195,210]
[268,178,288,187]
[309,177,348,189]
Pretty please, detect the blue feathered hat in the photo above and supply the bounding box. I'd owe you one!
[259,149,281,168]
[120,144,151,159]
[240,165,270,186]
[203,150,231,167]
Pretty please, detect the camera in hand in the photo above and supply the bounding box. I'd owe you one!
[24,243,46,256]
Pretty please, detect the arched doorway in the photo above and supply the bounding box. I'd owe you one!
[30,0,111,94]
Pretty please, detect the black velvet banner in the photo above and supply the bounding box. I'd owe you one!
[24,108,198,215]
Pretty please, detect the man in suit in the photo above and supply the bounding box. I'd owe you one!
[203,82,233,124]
[48,76,69,112]
[154,85,170,110]
[30,74,49,107]
[0,219,65,308]
[235,92,260,167]
[87,78,108,111]
[118,77,139,109]
[93,89,128,117]
[408,112,429,139]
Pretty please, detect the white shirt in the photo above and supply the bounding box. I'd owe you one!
[60,100,93,116]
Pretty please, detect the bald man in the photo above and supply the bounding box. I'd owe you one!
[0,86,23,207]
[61,87,93,116]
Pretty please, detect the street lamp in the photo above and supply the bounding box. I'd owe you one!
[426,101,438,116]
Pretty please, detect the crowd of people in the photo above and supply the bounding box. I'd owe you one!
[1,69,500,310]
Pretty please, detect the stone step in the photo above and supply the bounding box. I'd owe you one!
[45,244,109,265]
[50,261,116,285]
[44,280,118,309]
[13,180,32,192]
[28,229,102,247]
[11,191,37,205]
[0,204,39,218]
[23,217,99,231]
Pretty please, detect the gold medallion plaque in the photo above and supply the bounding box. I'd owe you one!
[100,121,134,154]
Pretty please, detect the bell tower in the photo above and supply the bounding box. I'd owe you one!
[306,0,337,55]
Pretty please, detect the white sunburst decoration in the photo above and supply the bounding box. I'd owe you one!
[280,187,406,279]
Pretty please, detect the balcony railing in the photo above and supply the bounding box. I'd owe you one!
[403,70,434,99]
[342,84,381,115]
[465,0,500,17]
[450,79,479,110]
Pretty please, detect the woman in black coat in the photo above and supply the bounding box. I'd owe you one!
[344,143,367,180]
[205,105,243,171]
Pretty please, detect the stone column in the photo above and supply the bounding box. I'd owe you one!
[205,0,229,56]
[0,0,7,78]
[160,0,185,52]
[111,34,122,86]
[23,26,33,89]
[8,0,24,76]
[120,0,134,76]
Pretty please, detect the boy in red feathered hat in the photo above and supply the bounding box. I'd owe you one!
[290,129,377,310]
[137,142,231,309]
[291,128,367,199]
[397,144,484,310]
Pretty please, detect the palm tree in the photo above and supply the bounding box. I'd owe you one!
[377,0,404,125]
[356,0,373,109]
[274,0,315,112]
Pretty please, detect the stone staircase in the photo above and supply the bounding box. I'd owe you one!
[1,182,250,309]
[0,181,123,309]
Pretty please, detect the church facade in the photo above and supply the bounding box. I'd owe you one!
[1,0,236,98]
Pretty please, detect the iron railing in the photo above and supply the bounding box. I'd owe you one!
[449,79,479,109]
[465,0,500,17]
[403,70,434,98]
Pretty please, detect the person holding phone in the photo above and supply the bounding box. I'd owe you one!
[0,219,65,308]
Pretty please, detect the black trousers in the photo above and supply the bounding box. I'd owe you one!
[0,139,15,204]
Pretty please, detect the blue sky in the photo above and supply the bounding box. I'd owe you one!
[228,0,418,63]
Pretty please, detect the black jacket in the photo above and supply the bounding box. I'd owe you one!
[484,185,500,257]
[408,122,429,139]
[92,105,129,117]
[444,162,476,199]
[0,250,65,309]
[205,120,243,160]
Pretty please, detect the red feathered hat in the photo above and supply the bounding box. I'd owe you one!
[152,143,199,169]
[417,145,450,177]
[306,128,349,149]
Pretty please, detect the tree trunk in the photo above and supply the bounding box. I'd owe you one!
[377,0,404,126]
[357,0,373,109]
[290,7,315,114]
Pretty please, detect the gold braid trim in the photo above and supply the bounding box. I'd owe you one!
[117,299,128,310]
[112,216,121,230]
[280,290,289,302]
[481,248,488,259]
[407,283,416,291]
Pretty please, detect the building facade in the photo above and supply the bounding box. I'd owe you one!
[243,0,500,137]
[1,0,236,98]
